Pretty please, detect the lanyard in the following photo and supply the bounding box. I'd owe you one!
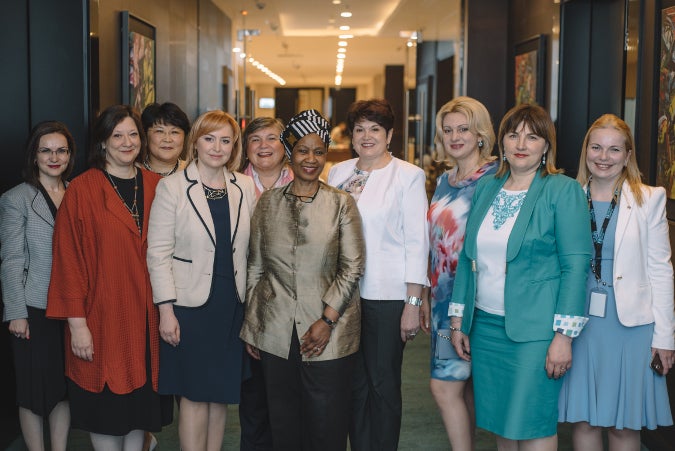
[587,181,619,282]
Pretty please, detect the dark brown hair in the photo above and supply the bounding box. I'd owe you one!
[89,105,145,170]
[496,103,561,178]
[346,99,395,133]
[23,121,76,187]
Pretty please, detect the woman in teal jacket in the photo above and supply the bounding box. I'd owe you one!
[450,104,592,450]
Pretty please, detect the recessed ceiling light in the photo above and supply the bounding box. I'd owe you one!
[332,0,341,4]
[339,25,350,31]
[338,48,346,53]
[337,54,346,59]
[338,41,348,47]
[233,47,241,53]
[339,34,353,39]
[340,11,352,18]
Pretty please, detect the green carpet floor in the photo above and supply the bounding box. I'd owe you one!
[9,333,656,450]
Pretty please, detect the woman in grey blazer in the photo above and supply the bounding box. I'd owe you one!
[0,121,76,451]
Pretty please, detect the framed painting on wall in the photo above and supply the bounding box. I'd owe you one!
[121,11,156,111]
[657,4,675,199]
[514,35,546,106]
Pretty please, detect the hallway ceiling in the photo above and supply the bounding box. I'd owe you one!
[213,0,462,87]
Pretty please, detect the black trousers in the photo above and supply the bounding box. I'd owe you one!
[260,328,355,451]
[239,355,273,451]
[349,298,406,451]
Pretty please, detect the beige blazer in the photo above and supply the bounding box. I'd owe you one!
[147,161,256,307]
[594,182,675,350]
[240,182,365,361]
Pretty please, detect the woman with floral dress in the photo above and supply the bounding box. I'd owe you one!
[421,97,497,451]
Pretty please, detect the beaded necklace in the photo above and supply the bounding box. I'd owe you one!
[143,157,180,176]
[104,169,141,233]
[203,184,227,200]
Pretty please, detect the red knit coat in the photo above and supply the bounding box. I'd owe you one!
[47,168,161,394]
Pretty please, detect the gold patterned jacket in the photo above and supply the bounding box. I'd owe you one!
[240,182,365,361]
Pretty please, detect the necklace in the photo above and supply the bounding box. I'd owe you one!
[203,184,227,200]
[143,157,179,176]
[104,169,141,233]
[455,160,483,182]
[260,171,283,191]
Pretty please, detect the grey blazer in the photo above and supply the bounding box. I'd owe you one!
[0,183,57,321]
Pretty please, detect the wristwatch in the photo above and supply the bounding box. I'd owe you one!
[405,296,423,306]
[321,314,337,329]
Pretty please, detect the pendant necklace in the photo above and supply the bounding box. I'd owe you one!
[104,169,141,233]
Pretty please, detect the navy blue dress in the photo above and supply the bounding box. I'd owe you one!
[159,195,247,403]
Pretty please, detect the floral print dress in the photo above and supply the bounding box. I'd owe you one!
[428,160,497,380]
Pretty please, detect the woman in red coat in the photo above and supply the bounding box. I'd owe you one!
[47,105,172,450]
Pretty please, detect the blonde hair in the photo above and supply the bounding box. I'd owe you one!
[496,103,562,178]
[434,96,496,165]
[577,113,643,206]
[185,110,242,172]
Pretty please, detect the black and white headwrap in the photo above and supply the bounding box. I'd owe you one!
[280,109,331,158]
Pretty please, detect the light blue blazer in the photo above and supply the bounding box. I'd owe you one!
[452,171,592,342]
[0,183,58,320]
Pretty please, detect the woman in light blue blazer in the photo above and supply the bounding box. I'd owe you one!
[450,104,592,450]
[0,121,76,451]
[559,114,674,450]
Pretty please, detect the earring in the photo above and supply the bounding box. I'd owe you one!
[478,140,484,148]
[386,142,390,150]
[502,154,507,162]
[541,153,547,166]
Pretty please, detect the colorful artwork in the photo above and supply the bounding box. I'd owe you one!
[514,35,545,107]
[657,6,675,198]
[515,50,537,106]
[129,31,155,110]
[121,12,156,111]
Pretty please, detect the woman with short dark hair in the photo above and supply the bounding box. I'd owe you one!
[328,99,429,451]
[140,102,190,177]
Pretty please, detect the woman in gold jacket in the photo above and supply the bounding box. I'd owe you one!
[240,110,365,451]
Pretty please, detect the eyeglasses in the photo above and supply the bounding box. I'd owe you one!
[283,185,319,204]
[37,148,70,156]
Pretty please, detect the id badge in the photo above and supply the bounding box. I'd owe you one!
[588,287,607,317]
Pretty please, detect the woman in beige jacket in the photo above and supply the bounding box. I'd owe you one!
[147,110,256,451]
[240,110,365,451]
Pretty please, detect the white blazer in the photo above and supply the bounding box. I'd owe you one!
[328,157,429,299]
[147,161,256,307]
[599,182,675,350]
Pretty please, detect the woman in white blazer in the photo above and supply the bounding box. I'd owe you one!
[147,110,256,451]
[327,99,429,451]
[0,121,75,451]
[559,114,674,451]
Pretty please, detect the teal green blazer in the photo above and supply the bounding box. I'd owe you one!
[451,170,592,342]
